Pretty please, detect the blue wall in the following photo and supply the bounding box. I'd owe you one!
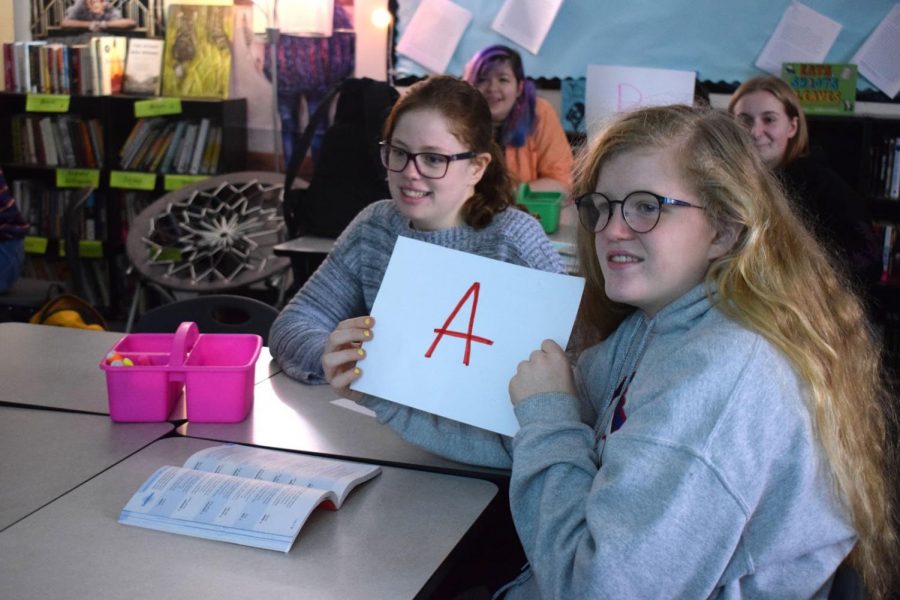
[395,0,895,90]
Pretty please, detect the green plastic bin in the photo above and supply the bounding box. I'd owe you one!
[516,184,563,234]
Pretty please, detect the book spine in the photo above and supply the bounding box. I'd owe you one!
[189,118,210,175]
[160,120,187,174]
[2,42,14,91]
[176,123,199,174]
[882,224,896,283]
[890,138,900,201]
[38,117,57,166]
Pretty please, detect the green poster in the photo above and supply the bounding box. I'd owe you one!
[781,63,857,115]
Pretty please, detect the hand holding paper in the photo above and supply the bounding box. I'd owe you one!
[350,237,584,437]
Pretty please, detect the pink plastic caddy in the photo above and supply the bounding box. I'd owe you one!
[99,321,261,423]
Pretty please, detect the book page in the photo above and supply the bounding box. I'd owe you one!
[851,3,900,99]
[183,444,381,507]
[119,465,331,552]
[755,2,841,76]
[490,0,563,55]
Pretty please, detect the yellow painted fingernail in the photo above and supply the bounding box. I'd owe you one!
[353,367,361,375]
[357,349,365,357]
[363,330,370,337]
[364,318,371,326]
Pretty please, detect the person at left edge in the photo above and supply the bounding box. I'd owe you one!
[269,75,564,383]
[0,168,29,294]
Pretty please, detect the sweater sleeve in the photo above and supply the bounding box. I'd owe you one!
[357,394,514,468]
[268,228,368,383]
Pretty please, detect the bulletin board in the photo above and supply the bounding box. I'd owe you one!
[393,0,897,94]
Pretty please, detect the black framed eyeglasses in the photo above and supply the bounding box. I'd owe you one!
[575,191,704,234]
[379,142,478,180]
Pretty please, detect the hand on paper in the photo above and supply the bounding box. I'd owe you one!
[322,316,375,402]
[509,339,576,405]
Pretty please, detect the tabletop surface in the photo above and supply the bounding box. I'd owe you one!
[178,372,510,479]
[0,406,173,531]
[0,322,281,415]
[0,436,498,600]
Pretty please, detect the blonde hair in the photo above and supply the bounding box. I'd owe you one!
[572,104,897,597]
[727,75,810,168]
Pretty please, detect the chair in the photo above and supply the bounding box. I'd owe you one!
[0,278,66,323]
[132,294,280,346]
[124,172,291,331]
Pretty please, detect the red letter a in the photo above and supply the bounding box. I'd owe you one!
[424,282,494,366]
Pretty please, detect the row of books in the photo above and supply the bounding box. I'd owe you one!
[12,180,108,242]
[2,37,163,96]
[10,114,105,168]
[119,117,222,174]
[870,136,900,200]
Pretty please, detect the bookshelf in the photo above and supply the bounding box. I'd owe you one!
[806,113,900,376]
[0,91,247,319]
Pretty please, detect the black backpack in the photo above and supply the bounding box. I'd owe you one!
[283,77,400,239]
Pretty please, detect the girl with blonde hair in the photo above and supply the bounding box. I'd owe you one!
[505,104,896,597]
[326,103,897,597]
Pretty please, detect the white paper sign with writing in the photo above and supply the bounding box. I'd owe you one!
[585,64,696,137]
[351,237,585,437]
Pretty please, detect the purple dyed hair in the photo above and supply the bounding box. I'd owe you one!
[463,44,536,149]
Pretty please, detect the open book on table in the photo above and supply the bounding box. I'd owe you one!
[119,444,381,552]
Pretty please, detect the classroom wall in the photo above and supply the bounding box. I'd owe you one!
[393,0,896,92]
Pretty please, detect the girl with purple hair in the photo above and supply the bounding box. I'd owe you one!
[464,44,573,195]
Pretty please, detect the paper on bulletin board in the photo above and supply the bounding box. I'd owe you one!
[491,0,563,55]
[755,2,841,76]
[350,237,585,437]
[584,65,696,137]
[396,0,472,74]
[851,3,900,99]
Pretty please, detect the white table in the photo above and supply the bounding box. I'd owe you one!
[0,436,498,600]
[0,322,281,415]
[178,372,509,478]
[0,406,172,531]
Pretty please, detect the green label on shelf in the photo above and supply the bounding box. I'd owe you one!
[110,170,157,190]
[79,240,104,258]
[24,236,49,254]
[164,174,208,191]
[134,97,183,118]
[58,241,102,258]
[26,93,71,113]
[56,168,100,188]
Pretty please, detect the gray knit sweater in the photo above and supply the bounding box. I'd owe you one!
[269,200,564,383]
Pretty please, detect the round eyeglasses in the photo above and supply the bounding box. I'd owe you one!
[379,142,478,180]
[574,191,704,234]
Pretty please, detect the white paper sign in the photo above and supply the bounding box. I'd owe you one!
[351,237,585,437]
[491,0,564,55]
[585,65,696,136]
[852,3,900,99]
[396,0,472,74]
[755,1,842,76]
